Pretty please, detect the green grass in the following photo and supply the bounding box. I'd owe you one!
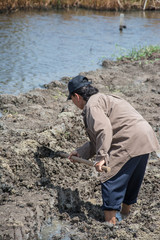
[117,45,160,61]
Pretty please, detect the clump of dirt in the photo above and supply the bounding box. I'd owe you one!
[0,54,160,240]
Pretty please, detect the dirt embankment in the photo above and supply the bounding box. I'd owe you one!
[0,0,160,13]
[0,54,160,240]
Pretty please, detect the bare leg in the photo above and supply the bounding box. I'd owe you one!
[120,203,131,216]
[104,210,117,225]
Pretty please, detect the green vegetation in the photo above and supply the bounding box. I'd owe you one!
[117,45,160,61]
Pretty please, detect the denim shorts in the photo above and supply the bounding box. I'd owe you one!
[101,154,149,211]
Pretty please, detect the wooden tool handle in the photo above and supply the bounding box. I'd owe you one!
[59,152,111,173]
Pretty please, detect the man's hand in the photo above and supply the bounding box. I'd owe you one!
[94,159,106,172]
[68,151,80,163]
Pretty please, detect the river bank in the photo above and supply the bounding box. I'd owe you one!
[0,0,160,13]
[0,52,160,239]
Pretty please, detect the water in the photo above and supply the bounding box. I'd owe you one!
[38,218,73,240]
[0,9,160,95]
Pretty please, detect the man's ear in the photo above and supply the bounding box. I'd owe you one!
[74,93,80,101]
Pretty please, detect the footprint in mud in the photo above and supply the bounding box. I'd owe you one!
[57,186,104,222]
[57,187,82,213]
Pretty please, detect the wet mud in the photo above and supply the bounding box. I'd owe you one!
[0,55,160,239]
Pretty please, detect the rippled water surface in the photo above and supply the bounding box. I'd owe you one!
[0,9,160,95]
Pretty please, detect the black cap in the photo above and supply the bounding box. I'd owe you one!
[67,75,92,100]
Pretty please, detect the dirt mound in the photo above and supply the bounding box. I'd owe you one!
[0,55,160,239]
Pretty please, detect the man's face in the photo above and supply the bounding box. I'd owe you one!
[71,94,85,110]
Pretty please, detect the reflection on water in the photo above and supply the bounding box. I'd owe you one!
[0,9,160,95]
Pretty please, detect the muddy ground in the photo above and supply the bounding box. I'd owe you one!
[0,54,160,240]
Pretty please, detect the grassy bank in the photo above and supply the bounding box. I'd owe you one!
[0,0,160,13]
[116,45,160,61]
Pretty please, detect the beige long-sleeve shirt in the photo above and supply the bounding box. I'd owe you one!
[76,93,160,182]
